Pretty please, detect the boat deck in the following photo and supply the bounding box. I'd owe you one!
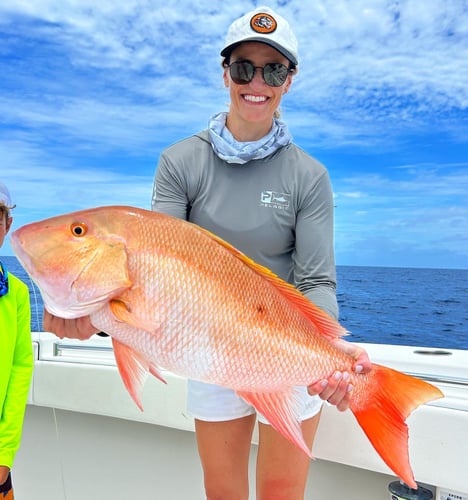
[14,333,468,499]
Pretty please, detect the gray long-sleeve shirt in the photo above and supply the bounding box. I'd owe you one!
[151,130,338,319]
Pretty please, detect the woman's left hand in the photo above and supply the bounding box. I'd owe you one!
[307,341,372,412]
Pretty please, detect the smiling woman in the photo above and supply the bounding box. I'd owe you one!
[149,6,372,500]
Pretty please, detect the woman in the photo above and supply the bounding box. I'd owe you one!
[44,7,371,498]
[0,182,34,500]
[150,7,371,499]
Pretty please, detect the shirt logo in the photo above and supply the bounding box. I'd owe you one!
[260,191,290,209]
[250,13,277,34]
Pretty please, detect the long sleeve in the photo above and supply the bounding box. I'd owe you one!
[293,170,339,320]
[151,149,191,220]
[0,274,33,469]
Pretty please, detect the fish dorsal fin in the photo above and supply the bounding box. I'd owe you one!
[197,226,347,342]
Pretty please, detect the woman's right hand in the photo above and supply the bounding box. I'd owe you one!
[43,309,98,340]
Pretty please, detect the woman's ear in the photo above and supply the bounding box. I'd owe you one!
[223,68,230,88]
[282,74,293,94]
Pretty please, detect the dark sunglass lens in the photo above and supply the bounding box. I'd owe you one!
[230,61,255,85]
[263,63,289,87]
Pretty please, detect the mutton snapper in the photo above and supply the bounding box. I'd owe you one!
[11,205,443,488]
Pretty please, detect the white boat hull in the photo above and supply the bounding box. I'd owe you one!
[13,333,468,499]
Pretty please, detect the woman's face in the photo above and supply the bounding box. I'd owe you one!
[0,208,12,249]
[224,42,293,129]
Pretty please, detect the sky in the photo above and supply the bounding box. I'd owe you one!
[0,0,467,269]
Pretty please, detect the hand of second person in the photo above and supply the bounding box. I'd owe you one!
[0,466,10,488]
[307,340,372,412]
[43,309,98,340]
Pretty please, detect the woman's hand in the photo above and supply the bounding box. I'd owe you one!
[307,340,372,412]
[43,309,98,340]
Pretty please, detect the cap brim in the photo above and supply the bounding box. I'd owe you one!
[221,38,298,66]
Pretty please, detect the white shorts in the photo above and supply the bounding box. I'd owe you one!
[187,380,323,424]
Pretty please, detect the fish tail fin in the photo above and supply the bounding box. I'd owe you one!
[350,364,443,489]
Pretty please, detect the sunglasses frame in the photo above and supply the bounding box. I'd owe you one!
[226,60,293,87]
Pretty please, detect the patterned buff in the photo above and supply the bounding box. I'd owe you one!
[208,111,292,164]
[0,262,8,297]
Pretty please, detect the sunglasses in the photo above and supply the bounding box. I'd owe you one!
[226,61,292,87]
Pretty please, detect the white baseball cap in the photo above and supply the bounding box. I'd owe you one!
[221,6,299,66]
[0,181,14,209]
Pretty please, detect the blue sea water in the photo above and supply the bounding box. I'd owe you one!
[2,256,467,350]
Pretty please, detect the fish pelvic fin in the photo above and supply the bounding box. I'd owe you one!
[350,364,443,489]
[112,338,167,411]
[197,225,347,342]
[237,388,312,458]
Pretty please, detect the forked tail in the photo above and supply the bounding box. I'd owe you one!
[350,363,443,489]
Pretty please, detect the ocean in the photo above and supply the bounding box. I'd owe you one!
[2,255,467,350]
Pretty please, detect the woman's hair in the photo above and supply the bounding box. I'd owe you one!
[0,205,10,224]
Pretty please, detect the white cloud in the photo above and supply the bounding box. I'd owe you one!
[0,0,467,268]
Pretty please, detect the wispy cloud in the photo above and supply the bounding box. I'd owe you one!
[0,0,467,268]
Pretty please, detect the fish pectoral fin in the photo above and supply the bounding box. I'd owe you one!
[110,299,155,333]
[236,388,312,458]
[112,338,167,410]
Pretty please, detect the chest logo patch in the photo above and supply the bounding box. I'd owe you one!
[260,191,290,209]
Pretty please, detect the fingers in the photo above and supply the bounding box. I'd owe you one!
[43,309,98,340]
[307,371,353,412]
[353,350,372,375]
[306,342,372,412]
[333,339,373,375]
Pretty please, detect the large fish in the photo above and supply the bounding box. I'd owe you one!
[11,205,442,488]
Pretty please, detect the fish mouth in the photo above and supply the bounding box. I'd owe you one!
[10,229,45,294]
[10,228,31,269]
[11,228,110,318]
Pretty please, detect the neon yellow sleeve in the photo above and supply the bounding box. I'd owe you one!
[0,273,33,469]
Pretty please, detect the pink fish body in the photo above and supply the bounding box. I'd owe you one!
[11,206,443,488]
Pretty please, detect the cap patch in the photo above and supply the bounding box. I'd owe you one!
[250,12,277,34]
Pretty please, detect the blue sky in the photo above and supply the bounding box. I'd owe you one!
[1,0,467,269]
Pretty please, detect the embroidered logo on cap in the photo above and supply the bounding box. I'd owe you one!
[250,12,277,34]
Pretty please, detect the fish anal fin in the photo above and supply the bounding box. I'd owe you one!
[150,364,167,385]
[350,364,444,489]
[112,338,168,410]
[237,388,312,458]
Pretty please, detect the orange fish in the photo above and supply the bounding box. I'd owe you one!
[11,205,443,488]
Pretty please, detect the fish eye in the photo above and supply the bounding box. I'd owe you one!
[71,222,87,237]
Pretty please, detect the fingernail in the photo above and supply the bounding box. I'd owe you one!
[320,379,328,388]
[334,371,342,380]
[343,372,350,381]
[347,384,354,393]
[355,365,364,374]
